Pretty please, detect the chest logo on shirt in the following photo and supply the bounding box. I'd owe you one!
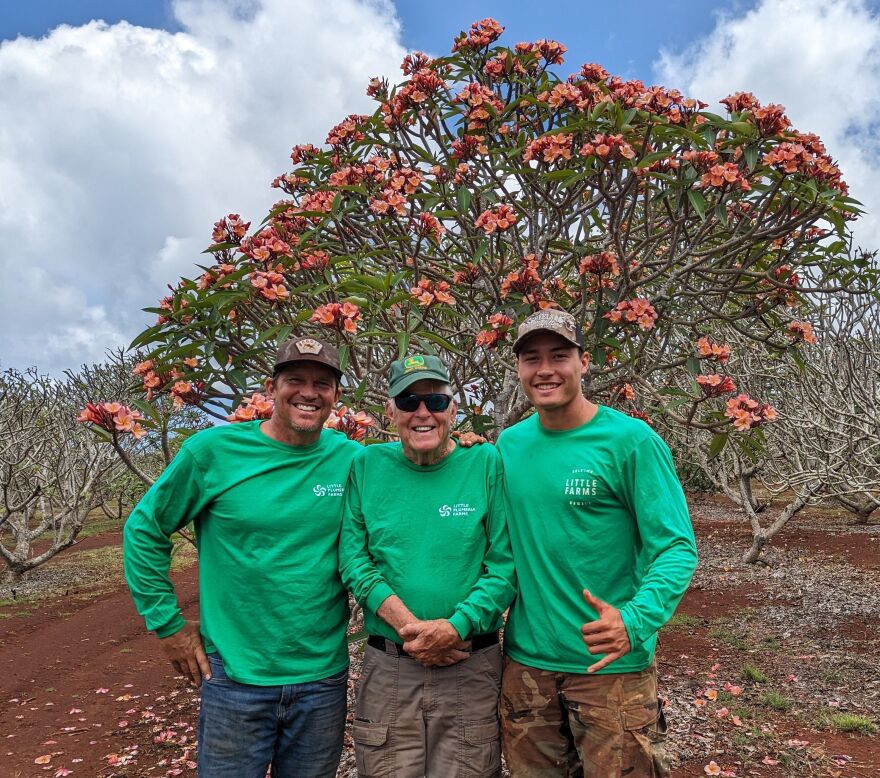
[565,467,599,507]
[313,482,344,497]
[439,502,476,518]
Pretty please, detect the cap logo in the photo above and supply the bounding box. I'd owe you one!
[296,338,323,355]
[404,355,426,372]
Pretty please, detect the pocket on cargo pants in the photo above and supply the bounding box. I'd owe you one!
[352,720,390,777]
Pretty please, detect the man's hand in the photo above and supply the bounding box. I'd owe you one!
[160,621,211,687]
[452,430,487,448]
[399,619,471,666]
[580,589,631,673]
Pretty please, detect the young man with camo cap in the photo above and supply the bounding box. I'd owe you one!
[124,335,360,778]
[340,354,516,777]
[496,309,698,777]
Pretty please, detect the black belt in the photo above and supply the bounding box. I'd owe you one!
[367,631,499,657]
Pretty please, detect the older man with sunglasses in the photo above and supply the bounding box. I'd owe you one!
[340,354,515,778]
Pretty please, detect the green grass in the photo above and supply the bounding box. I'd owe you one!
[761,635,781,651]
[741,663,768,683]
[662,613,701,631]
[761,691,791,711]
[820,668,845,685]
[820,712,877,734]
[709,625,749,651]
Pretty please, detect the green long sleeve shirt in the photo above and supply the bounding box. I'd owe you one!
[497,406,698,674]
[122,421,360,685]
[339,441,516,641]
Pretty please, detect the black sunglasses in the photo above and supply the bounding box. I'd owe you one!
[393,393,453,412]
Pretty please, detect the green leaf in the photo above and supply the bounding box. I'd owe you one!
[743,145,759,171]
[708,432,729,460]
[457,187,471,214]
[396,330,409,357]
[686,355,702,375]
[687,189,707,221]
[417,330,462,354]
[339,344,350,373]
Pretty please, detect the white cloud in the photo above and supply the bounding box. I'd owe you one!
[0,0,405,373]
[656,0,880,253]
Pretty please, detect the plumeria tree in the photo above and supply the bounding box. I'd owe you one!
[94,18,874,460]
[662,290,880,561]
[0,366,124,581]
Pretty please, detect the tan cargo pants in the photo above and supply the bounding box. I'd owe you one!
[500,658,669,778]
[352,641,503,778]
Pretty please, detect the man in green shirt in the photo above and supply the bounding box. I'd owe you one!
[496,310,698,778]
[123,336,360,778]
[340,354,516,777]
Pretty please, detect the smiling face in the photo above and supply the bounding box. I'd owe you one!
[516,332,593,427]
[386,378,457,466]
[263,362,340,446]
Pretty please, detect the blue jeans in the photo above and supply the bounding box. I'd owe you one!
[198,653,348,778]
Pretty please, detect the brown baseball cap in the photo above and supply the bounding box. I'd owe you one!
[273,336,343,379]
[512,309,584,354]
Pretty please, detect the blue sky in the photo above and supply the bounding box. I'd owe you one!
[0,0,752,82]
[0,0,878,373]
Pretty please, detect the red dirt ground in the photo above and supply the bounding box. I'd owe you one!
[1,512,877,777]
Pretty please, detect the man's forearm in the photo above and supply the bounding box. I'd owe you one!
[376,594,420,636]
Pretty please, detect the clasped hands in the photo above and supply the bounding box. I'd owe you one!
[398,619,471,667]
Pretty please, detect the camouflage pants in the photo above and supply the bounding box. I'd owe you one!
[500,658,669,778]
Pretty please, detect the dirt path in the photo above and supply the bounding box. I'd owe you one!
[1,566,199,777]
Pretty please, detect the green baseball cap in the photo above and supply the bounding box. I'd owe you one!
[388,354,451,397]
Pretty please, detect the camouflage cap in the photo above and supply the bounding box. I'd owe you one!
[273,336,343,379]
[387,354,451,397]
[512,309,584,354]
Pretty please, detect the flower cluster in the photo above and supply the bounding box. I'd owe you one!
[579,134,636,161]
[300,189,337,216]
[380,59,446,127]
[787,320,818,344]
[228,392,274,422]
[475,312,514,349]
[169,380,202,409]
[298,250,330,272]
[133,359,165,399]
[197,263,236,290]
[605,298,658,330]
[324,405,374,441]
[698,163,751,191]
[451,135,488,161]
[537,82,580,109]
[696,374,737,397]
[515,39,567,65]
[454,82,504,131]
[696,337,732,364]
[239,227,291,263]
[452,18,504,51]
[474,204,518,234]
[325,114,370,146]
[411,278,455,306]
[211,214,250,245]
[78,402,146,439]
[612,383,636,402]
[523,133,573,164]
[369,188,407,216]
[250,270,288,302]
[452,262,481,284]
[763,132,847,193]
[311,302,361,334]
[724,394,777,432]
[290,144,320,164]
[411,212,445,242]
[579,251,620,279]
[501,256,543,299]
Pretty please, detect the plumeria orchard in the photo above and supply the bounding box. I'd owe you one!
[78,18,879,536]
